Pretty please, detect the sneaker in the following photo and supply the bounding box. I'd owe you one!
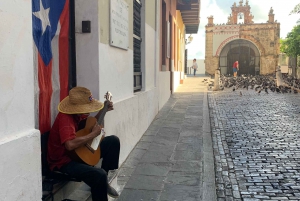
[107,184,119,198]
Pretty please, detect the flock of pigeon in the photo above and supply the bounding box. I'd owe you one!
[205,73,300,94]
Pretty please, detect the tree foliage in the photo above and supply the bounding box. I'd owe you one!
[290,3,300,24]
[290,3,300,15]
[280,25,300,58]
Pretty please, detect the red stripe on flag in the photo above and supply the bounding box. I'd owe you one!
[59,0,70,100]
[38,54,53,134]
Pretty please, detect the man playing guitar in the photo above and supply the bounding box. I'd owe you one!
[47,86,120,201]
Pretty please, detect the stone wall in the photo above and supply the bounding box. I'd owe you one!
[205,56,219,75]
[205,26,217,75]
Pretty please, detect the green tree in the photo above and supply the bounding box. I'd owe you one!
[280,25,300,58]
[290,3,300,14]
[280,25,300,76]
[290,3,300,23]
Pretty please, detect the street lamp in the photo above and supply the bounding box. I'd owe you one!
[185,34,193,45]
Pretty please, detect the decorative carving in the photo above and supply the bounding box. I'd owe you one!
[227,14,233,24]
[239,0,243,6]
[269,7,273,15]
[249,13,254,23]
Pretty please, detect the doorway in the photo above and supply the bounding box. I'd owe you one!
[219,39,260,76]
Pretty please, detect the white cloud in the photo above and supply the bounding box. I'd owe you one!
[187,0,300,59]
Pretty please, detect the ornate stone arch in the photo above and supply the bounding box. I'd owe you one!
[218,38,261,75]
[216,35,264,57]
[215,35,239,56]
[239,35,265,56]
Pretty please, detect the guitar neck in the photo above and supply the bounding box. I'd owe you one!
[97,101,110,125]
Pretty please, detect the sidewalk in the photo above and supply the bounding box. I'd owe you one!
[114,75,217,201]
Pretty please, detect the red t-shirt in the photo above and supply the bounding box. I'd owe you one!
[47,113,85,171]
[233,61,238,68]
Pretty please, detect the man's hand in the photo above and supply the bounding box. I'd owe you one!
[94,101,114,120]
[91,123,102,138]
[107,101,114,111]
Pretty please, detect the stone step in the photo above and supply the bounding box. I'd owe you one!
[65,182,91,201]
[45,181,83,201]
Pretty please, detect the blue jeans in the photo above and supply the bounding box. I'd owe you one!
[193,69,196,76]
[59,135,120,201]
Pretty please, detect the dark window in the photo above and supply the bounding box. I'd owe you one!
[133,0,142,92]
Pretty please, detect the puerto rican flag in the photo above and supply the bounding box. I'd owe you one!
[32,0,70,134]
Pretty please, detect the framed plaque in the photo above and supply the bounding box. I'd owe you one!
[110,0,129,50]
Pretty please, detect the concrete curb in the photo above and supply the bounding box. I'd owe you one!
[202,91,217,201]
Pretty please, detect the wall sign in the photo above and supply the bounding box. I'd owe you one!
[110,0,129,50]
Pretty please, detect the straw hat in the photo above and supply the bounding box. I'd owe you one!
[58,87,104,114]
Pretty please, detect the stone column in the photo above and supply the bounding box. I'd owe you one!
[268,14,274,23]
[276,66,284,86]
[207,16,214,26]
[213,69,221,91]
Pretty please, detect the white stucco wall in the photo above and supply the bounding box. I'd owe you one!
[144,24,156,91]
[0,1,41,200]
[104,88,159,164]
[98,43,134,102]
[158,72,171,110]
[0,131,41,200]
[75,0,100,99]
[172,71,181,92]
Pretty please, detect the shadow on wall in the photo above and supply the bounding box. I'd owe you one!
[187,59,205,75]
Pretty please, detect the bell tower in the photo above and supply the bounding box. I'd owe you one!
[227,0,254,25]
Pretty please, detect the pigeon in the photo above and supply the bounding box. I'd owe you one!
[211,72,300,95]
[265,88,268,94]
[258,89,262,94]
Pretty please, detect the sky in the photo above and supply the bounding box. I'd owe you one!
[187,0,300,60]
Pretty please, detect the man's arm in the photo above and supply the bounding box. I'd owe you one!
[64,123,101,151]
[94,101,114,120]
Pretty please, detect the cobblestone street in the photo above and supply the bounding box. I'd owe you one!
[209,90,300,201]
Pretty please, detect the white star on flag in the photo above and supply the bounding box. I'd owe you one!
[33,0,51,35]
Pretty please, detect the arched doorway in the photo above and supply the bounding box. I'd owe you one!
[219,39,260,76]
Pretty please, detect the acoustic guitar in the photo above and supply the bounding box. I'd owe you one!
[71,91,112,166]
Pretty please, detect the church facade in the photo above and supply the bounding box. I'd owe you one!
[205,0,280,76]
